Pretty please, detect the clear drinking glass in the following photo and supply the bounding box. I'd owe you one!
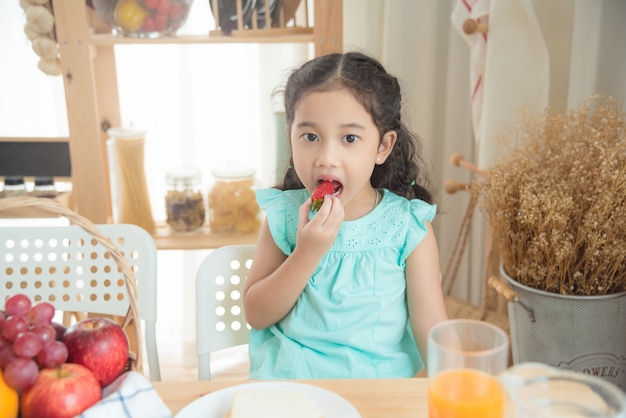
[427,319,510,418]
[500,363,626,418]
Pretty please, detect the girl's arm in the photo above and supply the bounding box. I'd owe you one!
[243,195,344,329]
[405,221,449,374]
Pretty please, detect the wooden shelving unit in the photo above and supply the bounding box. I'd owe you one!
[25,0,342,249]
[0,192,72,218]
[152,223,258,250]
[89,32,315,45]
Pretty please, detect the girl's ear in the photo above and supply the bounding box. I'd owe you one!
[376,130,397,164]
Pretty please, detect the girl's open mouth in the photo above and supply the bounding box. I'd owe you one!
[317,179,342,197]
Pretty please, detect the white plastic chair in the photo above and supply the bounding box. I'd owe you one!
[0,223,161,381]
[195,244,255,380]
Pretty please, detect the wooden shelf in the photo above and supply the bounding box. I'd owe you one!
[89,31,314,46]
[152,223,258,250]
[0,192,73,218]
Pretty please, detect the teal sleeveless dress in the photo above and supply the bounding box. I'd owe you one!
[249,188,436,379]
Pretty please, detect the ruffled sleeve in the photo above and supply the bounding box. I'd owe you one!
[401,199,437,260]
[256,188,305,256]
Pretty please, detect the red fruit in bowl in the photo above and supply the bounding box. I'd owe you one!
[143,0,159,10]
[62,317,129,387]
[20,363,101,418]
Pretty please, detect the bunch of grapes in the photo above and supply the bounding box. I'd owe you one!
[0,294,68,391]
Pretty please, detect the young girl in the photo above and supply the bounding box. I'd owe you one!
[243,51,448,379]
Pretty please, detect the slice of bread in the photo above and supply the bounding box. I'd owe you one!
[225,389,324,418]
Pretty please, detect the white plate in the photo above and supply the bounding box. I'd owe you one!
[175,381,361,418]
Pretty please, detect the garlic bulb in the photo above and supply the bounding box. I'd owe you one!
[37,58,62,76]
[24,23,42,41]
[19,0,31,12]
[26,5,54,35]
[31,36,59,60]
[21,0,61,76]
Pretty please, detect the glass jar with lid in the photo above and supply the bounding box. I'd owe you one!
[107,125,156,233]
[208,165,261,233]
[165,167,206,233]
[33,176,58,198]
[2,175,27,198]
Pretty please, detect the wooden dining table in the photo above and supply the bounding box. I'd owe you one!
[152,378,429,417]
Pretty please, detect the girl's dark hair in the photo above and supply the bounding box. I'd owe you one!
[276,51,434,204]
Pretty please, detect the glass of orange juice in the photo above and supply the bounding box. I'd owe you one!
[427,319,509,418]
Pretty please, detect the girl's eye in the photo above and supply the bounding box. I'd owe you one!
[343,134,358,144]
[302,133,318,142]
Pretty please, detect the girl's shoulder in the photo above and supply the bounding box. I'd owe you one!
[255,188,305,255]
[256,188,308,207]
[330,190,434,253]
[379,189,436,222]
[375,190,436,255]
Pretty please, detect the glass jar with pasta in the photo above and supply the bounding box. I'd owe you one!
[106,126,155,233]
[208,165,260,234]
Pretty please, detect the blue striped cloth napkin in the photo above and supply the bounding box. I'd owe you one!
[79,371,172,418]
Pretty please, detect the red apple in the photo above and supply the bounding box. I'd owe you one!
[20,363,102,418]
[62,317,129,387]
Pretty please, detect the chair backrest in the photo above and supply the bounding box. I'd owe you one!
[195,244,255,380]
[0,224,161,381]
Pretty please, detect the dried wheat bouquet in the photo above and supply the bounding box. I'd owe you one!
[478,95,626,296]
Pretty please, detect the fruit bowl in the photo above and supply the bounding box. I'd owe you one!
[91,0,193,38]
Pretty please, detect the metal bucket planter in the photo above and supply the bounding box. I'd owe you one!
[490,265,626,391]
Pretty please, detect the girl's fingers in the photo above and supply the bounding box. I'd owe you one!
[298,198,313,230]
[299,196,339,232]
[324,196,344,228]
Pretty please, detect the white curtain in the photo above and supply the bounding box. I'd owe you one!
[342,0,626,305]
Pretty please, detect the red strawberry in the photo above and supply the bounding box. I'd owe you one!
[310,181,335,212]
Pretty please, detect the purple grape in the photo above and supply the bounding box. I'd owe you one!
[3,357,39,390]
[31,324,57,347]
[26,302,55,325]
[2,315,29,342]
[4,294,32,317]
[13,331,43,358]
[36,340,68,369]
[51,321,67,341]
[0,336,9,351]
[0,345,17,369]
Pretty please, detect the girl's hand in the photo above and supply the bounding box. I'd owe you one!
[296,195,344,259]
[243,196,344,329]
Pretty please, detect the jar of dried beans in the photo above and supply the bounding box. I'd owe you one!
[208,165,260,233]
[165,167,205,233]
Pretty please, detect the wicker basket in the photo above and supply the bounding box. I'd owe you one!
[0,196,143,373]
